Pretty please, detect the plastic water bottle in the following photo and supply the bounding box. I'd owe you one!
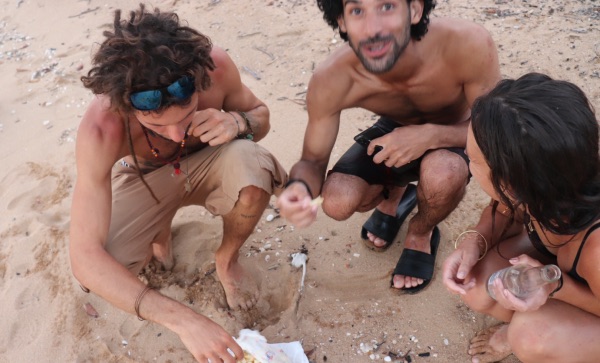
[487,264,562,301]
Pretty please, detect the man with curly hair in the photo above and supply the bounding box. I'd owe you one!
[69,5,286,362]
[278,0,500,294]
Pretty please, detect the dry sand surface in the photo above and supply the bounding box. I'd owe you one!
[0,0,599,362]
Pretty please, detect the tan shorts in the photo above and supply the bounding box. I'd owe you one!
[105,139,287,274]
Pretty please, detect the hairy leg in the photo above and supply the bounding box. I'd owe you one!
[217,185,269,310]
[393,150,469,289]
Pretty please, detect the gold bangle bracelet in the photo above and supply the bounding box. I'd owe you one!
[454,229,488,261]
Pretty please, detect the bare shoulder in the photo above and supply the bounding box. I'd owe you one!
[433,18,494,44]
[207,46,237,82]
[577,224,600,286]
[431,18,496,61]
[428,18,500,98]
[77,96,126,166]
[307,46,355,116]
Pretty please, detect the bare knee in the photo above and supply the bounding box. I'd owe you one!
[321,192,356,221]
[508,313,554,361]
[237,185,269,207]
[321,175,364,221]
[420,150,468,192]
[461,284,496,314]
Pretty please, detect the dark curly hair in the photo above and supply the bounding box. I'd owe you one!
[316,0,436,41]
[471,72,600,236]
[81,3,215,114]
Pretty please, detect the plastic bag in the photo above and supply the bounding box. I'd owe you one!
[234,329,309,363]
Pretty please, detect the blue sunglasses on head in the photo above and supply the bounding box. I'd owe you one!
[130,76,196,111]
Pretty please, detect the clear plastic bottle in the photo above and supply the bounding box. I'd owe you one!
[487,264,562,301]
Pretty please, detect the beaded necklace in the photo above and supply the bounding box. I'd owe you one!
[140,123,192,192]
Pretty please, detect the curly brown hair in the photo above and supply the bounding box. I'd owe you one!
[81,4,215,114]
[317,0,436,41]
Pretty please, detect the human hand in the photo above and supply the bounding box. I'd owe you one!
[442,237,480,295]
[275,181,318,228]
[488,254,552,312]
[189,108,239,146]
[175,312,243,363]
[370,125,430,168]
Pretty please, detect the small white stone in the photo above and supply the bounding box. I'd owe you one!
[384,357,392,362]
[443,338,449,345]
[266,214,275,222]
[353,253,360,257]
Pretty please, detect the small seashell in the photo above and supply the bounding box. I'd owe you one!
[83,302,99,318]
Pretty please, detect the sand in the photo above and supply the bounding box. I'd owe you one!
[0,0,598,362]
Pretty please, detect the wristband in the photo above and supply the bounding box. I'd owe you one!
[549,274,563,298]
[284,178,314,199]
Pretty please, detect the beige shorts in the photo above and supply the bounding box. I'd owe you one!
[105,139,287,274]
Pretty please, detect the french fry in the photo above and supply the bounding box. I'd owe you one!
[309,196,324,206]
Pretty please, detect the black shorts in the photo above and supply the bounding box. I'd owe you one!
[329,117,469,187]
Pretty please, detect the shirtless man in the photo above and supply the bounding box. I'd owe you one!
[69,6,286,363]
[277,0,500,293]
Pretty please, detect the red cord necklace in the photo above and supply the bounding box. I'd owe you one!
[140,123,191,176]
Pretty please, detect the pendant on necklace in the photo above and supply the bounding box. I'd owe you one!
[184,178,192,192]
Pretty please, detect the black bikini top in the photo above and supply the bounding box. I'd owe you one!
[524,213,600,284]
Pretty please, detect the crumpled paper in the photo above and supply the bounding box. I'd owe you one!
[234,329,309,363]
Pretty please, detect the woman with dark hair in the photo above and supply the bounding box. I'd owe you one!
[442,72,600,362]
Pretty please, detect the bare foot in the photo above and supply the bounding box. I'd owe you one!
[216,260,259,310]
[469,324,512,363]
[152,235,174,271]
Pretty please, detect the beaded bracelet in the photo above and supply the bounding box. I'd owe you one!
[454,229,489,261]
[134,285,153,321]
[237,111,254,140]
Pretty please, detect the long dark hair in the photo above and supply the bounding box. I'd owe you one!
[316,0,436,41]
[471,72,600,235]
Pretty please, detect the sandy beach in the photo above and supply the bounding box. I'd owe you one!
[0,0,598,362]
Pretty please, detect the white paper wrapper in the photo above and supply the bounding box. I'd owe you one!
[234,329,309,363]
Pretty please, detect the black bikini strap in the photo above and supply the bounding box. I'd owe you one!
[571,222,600,272]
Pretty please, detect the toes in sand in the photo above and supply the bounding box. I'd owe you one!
[217,261,259,310]
[468,324,512,363]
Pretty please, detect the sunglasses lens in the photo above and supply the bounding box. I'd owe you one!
[167,76,196,99]
[130,90,162,111]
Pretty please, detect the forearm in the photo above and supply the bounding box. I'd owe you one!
[71,246,196,332]
[421,119,470,149]
[551,276,600,317]
[288,159,327,198]
[238,104,269,141]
